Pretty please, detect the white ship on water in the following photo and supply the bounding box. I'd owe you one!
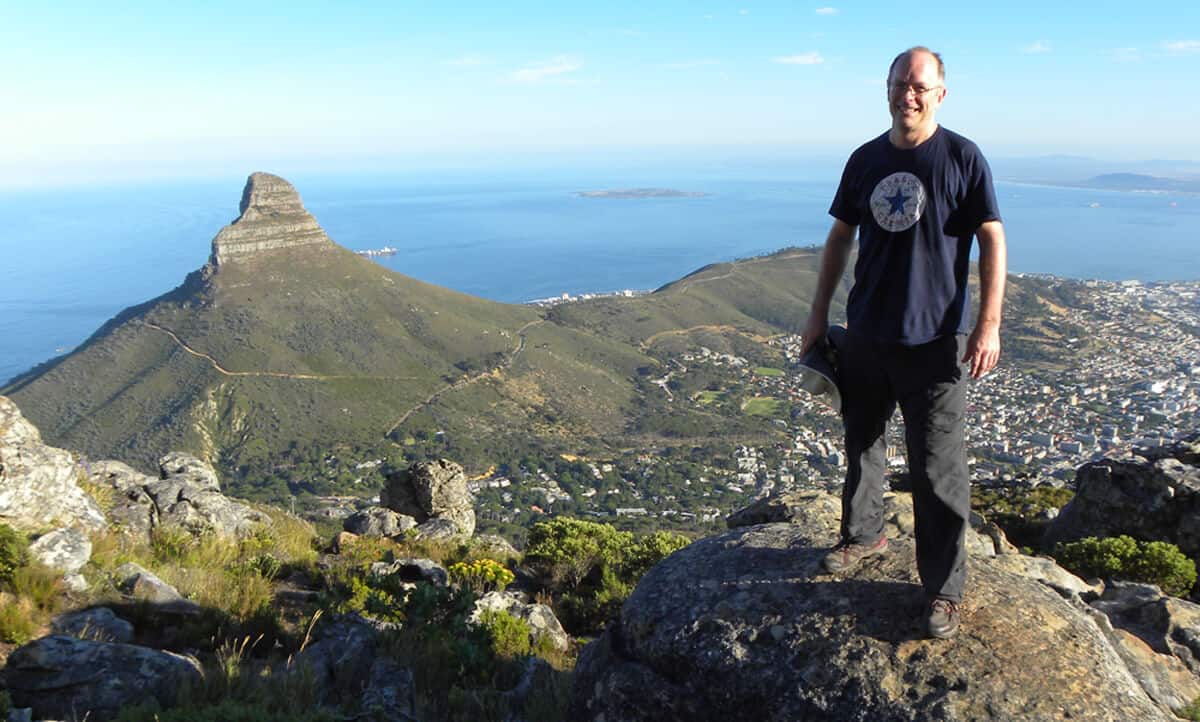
[355,246,398,257]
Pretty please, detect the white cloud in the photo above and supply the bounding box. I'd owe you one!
[739,8,750,15]
[1021,41,1051,55]
[660,59,721,70]
[774,52,825,66]
[1162,39,1200,55]
[815,7,839,15]
[1112,47,1141,62]
[446,54,492,68]
[510,56,583,84]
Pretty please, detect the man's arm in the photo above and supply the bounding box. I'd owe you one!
[800,219,857,357]
[963,219,1007,378]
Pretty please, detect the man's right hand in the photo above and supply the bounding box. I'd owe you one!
[800,313,829,358]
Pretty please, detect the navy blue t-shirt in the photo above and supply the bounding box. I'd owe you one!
[829,126,1001,345]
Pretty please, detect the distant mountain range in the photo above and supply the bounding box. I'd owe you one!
[1,172,1091,498]
[992,155,1200,192]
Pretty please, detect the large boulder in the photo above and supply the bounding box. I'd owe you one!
[85,460,158,539]
[27,527,92,575]
[343,506,417,538]
[146,452,271,538]
[0,396,106,533]
[85,454,271,543]
[2,635,202,722]
[50,607,135,644]
[727,489,1009,558]
[570,522,1181,721]
[381,459,475,536]
[291,613,413,715]
[1044,439,1200,559]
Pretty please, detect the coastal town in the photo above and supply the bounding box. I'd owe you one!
[469,277,1200,528]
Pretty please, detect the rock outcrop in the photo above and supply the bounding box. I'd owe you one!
[381,459,475,537]
[343,506,417,538]
[0,396,105,533]
[2,635,203,722]
[571,522,1177,721]
[1044,438,1200,559]
[89,453,270,541]
[27,527,91,575]
[209,172,334,266]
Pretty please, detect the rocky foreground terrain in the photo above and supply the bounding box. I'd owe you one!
[2,392,1200,720]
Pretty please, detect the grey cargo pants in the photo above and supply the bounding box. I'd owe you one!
[838,330,970,603]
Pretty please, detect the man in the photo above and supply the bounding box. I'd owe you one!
[800,46,1007,639]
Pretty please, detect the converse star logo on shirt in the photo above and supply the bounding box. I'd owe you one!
[870,172,927,232]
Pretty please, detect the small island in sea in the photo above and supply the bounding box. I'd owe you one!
[575,188,711,199]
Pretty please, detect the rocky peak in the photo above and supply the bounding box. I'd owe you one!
[209,172,333,267]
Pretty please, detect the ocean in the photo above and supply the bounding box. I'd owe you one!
[2,166,1198,384]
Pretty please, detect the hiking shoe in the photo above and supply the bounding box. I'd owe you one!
[926,598,960,640]
[822,536,888,573]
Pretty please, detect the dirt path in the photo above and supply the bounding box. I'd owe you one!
[385,319,545,435]
[140,321,420,381]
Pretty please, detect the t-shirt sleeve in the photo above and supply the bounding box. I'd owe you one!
[962,146,1002,230]
[828,152,862,226]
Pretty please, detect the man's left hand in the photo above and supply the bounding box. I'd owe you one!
[963,322,1000,378]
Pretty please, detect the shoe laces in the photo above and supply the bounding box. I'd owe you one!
[931,598,957,615]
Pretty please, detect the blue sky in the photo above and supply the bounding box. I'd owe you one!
[4,1,1199,186]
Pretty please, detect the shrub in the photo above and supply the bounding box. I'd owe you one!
[524,518,631,590]
[1177,696,1200,722]
[0,523,27,584]
[523,517,691,634]
[449,558,515,594]
[1054,535,1197,597]
[0,595,38,644]
[478,609,532,659]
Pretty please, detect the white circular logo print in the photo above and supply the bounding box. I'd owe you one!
[870,172,927,232]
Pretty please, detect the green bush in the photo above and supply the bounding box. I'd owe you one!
[524,517,690,634]
[0,523,27,584]
[1177,696,1200,721]
[1054,535,1197,597]
[478,609,532,659]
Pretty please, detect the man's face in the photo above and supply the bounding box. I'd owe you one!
[887,52,946,131]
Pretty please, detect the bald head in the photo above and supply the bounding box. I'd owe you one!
[889,46,944,83]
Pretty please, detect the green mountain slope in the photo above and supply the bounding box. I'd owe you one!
[4,172,1083,504]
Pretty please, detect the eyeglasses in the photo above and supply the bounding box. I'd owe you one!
[888,83,942,97]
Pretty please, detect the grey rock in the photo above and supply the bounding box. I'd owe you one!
[209,172,335,266]
[88,454,269,542]
[728,489,1005,559]
[7,707,33,722]
[570,523,1174,721]
[114,562,184,604]
[27,527,91,574]
[471,590,570,652]
[4,635,202,722]
[360,658,417,721]
[291,614,396,703]
[63,573,89,593]
[414,517,463,540]
[343,506,417,538]
[370,557,449,587]
[0,396,106,533]
[1044,449,1200,559]
[51,607,134,644]
[382,459,475,536]
[473,533,521,560]
[987,554,1102,598]
[146,453,271,538]
[86,460,158,540]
